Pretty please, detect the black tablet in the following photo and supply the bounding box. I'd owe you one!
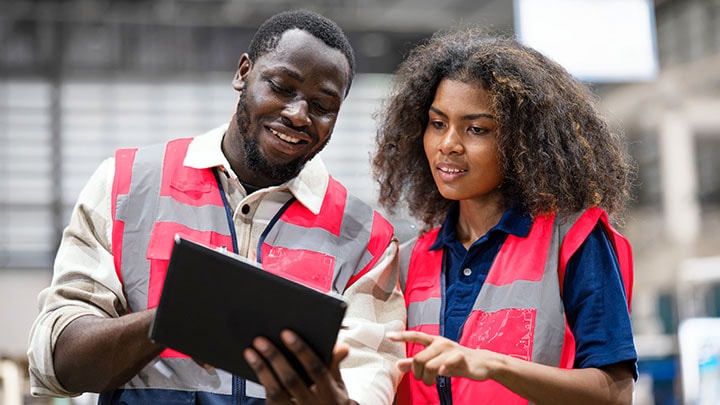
[149,236,348,385]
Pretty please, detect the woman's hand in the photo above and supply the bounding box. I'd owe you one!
[387,330,497,385]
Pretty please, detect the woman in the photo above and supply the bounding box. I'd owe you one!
[372,28,637,405]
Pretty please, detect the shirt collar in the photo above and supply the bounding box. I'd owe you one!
[183,123,329,215]
[429,202,533,250]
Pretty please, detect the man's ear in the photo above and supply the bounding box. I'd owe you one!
[232,54,252,91]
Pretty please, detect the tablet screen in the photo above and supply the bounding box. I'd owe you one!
[150,236,348,385]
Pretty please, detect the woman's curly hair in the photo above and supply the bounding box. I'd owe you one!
[372,27,635,231]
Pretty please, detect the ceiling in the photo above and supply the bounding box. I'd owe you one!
[2,0,515,33]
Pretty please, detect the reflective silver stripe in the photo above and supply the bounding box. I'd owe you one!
[122,358,233,394]
[263,193,376,294]
[471,280,546,312]
[264,222,344,252]
[531,225,564,366]
[528,211,586,365]
[333,193,377,292]
[407,297,442,329]
[155,196,229,232]
[117,143,165,312]
[398,237,417,292]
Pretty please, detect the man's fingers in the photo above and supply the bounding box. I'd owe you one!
[280,330,329,385]
[245,337,299,403]
[330,343,350,382]
[280,330,353,403]
[246,332,352,404]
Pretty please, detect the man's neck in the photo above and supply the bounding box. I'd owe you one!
[239,180,262,194]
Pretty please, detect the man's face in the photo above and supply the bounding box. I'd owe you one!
[226,29,351,187]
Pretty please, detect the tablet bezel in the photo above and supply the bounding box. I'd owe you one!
[149,236,348,385]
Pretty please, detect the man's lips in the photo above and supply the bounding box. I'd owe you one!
[269,127,307,144]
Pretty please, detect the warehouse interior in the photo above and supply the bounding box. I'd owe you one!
[2,0,720,403]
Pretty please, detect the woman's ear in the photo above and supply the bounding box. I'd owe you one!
[232,54,252,91]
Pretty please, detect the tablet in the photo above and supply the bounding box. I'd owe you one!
[149,236,348,385]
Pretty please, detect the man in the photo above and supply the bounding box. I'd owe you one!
[27,9,405,404]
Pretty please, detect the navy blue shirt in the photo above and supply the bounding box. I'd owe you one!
[430,204,637,375]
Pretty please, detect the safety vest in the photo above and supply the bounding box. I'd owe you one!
[108,137,394,404]
[396,208,633,405]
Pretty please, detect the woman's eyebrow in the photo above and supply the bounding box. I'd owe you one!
[429,106,495,120]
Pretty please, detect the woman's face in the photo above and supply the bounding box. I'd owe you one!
[423,79,502,203]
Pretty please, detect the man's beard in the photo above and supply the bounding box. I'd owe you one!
[235,93,323,185]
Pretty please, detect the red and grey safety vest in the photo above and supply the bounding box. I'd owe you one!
[108,137,394,402]
[396,208,633,405]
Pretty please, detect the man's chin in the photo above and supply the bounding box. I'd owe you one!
[248,156,305,185]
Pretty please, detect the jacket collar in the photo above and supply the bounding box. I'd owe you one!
[429,203,533,250]
[182,123,328,215]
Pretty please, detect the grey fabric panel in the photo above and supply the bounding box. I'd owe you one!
[398,237,418,291]
[154,196,229,232]
[531,219,565,366]
[263,192,379,294]
[118,143,165,312]
[407,297,442,329]
[471,280,545,312]
[124,358,233,394]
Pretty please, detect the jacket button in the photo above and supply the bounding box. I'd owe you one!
[463,268,472,276]
[241,204,250,214]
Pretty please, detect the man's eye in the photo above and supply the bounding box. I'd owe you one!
[269,80,291,95]
[313,101,332,114]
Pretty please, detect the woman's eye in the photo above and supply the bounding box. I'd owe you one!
[469,126,487,135]
[430,121,446,129]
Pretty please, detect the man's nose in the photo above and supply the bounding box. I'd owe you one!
[282,99,311,128]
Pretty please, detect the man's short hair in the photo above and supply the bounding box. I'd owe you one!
[248,9,356,93]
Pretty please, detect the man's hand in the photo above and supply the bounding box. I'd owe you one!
[243,330,357,405]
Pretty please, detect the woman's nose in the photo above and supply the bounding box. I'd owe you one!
[438,128,463,154]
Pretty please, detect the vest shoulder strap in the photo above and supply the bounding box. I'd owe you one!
[557,207,633,308]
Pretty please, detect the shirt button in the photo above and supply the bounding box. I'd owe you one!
[463,268,472,276]
[241,204,250,214]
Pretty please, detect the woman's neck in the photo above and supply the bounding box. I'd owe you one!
[456,198,507,248]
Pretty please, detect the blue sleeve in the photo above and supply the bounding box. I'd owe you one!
[563,224,638,378]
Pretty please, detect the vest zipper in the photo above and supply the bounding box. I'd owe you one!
[437,376,453,404]
[233,374,242,404]
[438,251,453,404]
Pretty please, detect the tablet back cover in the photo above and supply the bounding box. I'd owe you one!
[150,237,348,384]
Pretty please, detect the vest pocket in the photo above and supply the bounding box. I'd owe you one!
[262,246,335,292]
[460,308,536,361]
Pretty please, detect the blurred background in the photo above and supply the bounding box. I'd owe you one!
[1,0,719,404]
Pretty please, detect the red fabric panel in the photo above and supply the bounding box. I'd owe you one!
[404,229,443,305]
[280,176,346,237]
[345,210,394,289]
[486,214,554,285]
[160,138,225,207]
[460,308,536,362]
[261,244,335,292]
[145,222,233,309]
[111,148,137,287]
